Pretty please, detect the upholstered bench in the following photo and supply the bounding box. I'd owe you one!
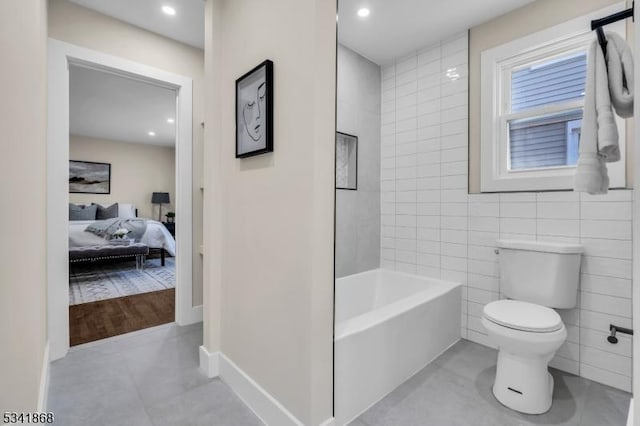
[69,243,150,270]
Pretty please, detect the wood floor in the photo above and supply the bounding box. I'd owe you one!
[69,288,175,346]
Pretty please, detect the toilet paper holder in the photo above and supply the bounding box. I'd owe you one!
[608,324,633,344]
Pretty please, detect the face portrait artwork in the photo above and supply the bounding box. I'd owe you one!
[237,67,268,155]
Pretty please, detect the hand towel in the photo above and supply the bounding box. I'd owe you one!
[599,32,634,161]
[574,37,615,194]
[605,32,634,119]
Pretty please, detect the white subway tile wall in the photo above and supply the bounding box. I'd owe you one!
[379,32,633,392]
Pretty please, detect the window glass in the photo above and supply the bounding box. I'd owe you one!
[511,53,587,112]
[508,109,582,170]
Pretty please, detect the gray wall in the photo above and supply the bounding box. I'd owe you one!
[336,44,381,278]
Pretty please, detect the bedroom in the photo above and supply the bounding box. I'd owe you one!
[67,63,178,345]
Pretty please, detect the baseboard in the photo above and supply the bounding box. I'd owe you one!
[37,341,50,411]
[199,345,220,378]
[199,349,330,425]
[218,353,304,426]
[319,417,335,426]
[178,304,203,326]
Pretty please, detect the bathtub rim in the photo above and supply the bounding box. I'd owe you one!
[335,268,461,341]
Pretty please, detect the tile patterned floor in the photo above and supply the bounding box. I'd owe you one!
[47,323,262,426]
[49,328,630,426]
[352,340,631,426]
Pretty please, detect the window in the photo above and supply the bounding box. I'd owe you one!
[509,53,585,170]
[480,5,626,192]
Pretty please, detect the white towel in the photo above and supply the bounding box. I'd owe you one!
[606,32,634,119]
[574,32,633,194]
[574,38,614,194]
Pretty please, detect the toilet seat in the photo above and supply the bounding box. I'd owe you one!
[483,300,562,333]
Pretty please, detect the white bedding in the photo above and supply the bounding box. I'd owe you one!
[69,218,176,256]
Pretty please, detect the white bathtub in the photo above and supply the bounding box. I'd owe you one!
[334,268,461,425]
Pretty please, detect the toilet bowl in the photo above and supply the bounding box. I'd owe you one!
[482,299,567,414]
[483,239,582,414]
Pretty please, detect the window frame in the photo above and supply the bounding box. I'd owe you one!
[480,3,627,192]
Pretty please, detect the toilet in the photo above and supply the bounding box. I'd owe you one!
[482,239,583,415]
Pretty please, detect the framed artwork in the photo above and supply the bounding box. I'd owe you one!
[236,59,274,158]
[336,132,358,190]
[69,160,111,194]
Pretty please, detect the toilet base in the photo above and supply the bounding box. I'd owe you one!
[492,350,554,414]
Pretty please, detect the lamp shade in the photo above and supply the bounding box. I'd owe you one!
[151,192,170,204]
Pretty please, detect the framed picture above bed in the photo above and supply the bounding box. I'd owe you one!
[69,160,111,194]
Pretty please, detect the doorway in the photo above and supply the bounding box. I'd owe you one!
[67,63,179,345]
[47,39,196,360]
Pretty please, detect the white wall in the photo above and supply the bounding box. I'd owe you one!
[381,32,633,392]
[202,0,336,424]
[69,135,176,220]
[336,44,381,278]
[48,0,204,305]
[202,0,222,364]
[0,0,48,412]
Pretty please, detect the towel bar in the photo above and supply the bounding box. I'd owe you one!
[607,324,633,344]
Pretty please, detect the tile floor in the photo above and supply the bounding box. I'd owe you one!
[47,322,262,426]
[353,340,631,426]
[49,326,630,426]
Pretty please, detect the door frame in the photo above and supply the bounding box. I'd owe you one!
[47,38,197,360]
[633,2,639,420]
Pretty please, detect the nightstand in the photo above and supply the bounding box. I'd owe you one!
[162,222,175,237]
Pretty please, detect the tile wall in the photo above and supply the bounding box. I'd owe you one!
[336,44,381,278]
[380,32,633,392]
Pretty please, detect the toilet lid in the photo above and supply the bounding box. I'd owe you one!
[483,300,563,333]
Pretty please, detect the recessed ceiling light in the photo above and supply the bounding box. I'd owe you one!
[167,118,175,124]
[148,131,156,136]
[162,5,176,16]
[357,8,370,18]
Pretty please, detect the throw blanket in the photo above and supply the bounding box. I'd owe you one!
[85,218,148,242]
[574,32,633,194]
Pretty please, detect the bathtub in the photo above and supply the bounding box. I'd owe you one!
[334,268,461,425]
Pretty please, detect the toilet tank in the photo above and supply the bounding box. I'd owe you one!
[497,239,583,309]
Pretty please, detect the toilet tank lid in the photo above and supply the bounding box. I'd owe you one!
[497,239,583,254]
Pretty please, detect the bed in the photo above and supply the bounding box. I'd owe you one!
[68,202,176,268]
[68,219,176,257]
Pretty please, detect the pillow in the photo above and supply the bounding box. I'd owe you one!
[69,203,97,221]
[92,203,118,220]
[118,203,136,219]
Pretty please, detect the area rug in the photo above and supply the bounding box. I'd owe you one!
[69,257,175,305]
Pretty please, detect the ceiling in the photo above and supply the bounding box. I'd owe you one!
[338,0,535,65]
[68,0,205,49]
[70,65,177,147]
[68,0,534,66]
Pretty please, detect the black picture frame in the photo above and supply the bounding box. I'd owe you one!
[235,59,274,158]
[69,160,111,194]
[335,132,358,190]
